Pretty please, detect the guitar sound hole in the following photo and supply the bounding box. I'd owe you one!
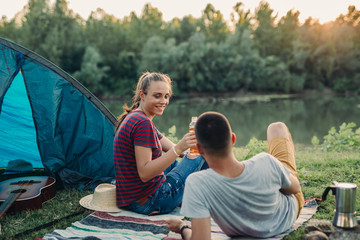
[11,189,27,194]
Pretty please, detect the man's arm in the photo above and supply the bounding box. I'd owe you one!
[190,218,211,240]
[166,217,211,240]
[280,172,301,195]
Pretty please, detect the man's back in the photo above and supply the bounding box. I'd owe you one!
[180,152,298,238]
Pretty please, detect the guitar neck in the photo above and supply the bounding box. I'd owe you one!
[0,176,56,217]
[0,190,23,218]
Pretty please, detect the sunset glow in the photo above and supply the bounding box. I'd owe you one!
[1,0,359,24]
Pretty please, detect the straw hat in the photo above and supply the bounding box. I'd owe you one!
[79,183,122,212]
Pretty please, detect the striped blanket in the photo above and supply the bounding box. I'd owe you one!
[42,201,317,240]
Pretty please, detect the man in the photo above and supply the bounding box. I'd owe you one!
[166,112,304,239]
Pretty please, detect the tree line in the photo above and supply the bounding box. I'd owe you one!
[1,0,360,98]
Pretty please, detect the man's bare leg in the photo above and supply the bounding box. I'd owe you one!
[267,122,304,217]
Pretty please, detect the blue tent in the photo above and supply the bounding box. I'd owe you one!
[0,37,116,189]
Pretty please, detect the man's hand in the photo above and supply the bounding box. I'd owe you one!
[166,217,211,240]
[165,218,186,233]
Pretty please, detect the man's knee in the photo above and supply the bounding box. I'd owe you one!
[267,122,289,142]
[268,122,287,132]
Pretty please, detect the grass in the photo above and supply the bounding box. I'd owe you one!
[1,146,360,240]
[0,183,92,240]
[281,147,359,239]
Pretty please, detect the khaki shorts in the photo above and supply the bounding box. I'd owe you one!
[268,137,304,218]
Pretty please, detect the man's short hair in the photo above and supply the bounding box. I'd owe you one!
[195,112,232,156]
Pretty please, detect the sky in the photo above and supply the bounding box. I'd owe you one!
[1,0,359,24]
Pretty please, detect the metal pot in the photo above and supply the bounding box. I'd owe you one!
[322,182,358,228]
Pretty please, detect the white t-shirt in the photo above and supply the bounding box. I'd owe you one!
[180,152,298,238]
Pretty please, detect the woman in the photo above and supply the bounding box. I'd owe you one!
[113,72,206,215]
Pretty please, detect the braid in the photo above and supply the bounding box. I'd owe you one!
[114,101,139,133]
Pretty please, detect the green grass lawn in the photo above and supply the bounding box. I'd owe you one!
[283,147,360,239]
[1,145,359,240]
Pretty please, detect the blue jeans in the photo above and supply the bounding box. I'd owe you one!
[127,154,207,215]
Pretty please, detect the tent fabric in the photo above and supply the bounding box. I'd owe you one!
[0,37,117,189]
[0,73,41,167]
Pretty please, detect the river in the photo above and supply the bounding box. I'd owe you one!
[104,95,360,147]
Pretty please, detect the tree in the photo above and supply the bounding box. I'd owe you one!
[297,18,334,89]
[4,0,359,96]
[74,45,109,96]
[335,5,360,27]
[85,8,126,57]
[139,36,188,94]
[139,35,168,72]
[185,33,238,93]
[255,56,292,92]
[199,3,230,43]
[20,0,52,51]
[277,10,300,61]
[84,8,131,91]
[0,16,18,41]
[226,29,263,91]
[253,1,279,57]
[165,15,199,44]
[108,51,138,96]
[125,3,165,55]
[20,0,83,72]
[231,2,252,33]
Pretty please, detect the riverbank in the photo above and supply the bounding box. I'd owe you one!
[100,88,358,104]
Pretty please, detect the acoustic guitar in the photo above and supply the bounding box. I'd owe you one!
[0,176,56,218]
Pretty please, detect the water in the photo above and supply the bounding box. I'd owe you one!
[105,95,360,146]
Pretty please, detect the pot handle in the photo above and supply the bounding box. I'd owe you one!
[322,185,336,201]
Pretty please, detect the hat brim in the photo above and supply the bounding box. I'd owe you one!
[79,194,122,213]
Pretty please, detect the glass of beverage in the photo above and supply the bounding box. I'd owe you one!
[189,116,199,156]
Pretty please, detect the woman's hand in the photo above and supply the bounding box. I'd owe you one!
[135,131,200,182]
[174,132,197,155]
[165,218,186,233]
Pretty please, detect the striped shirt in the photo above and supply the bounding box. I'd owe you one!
[113,110,165,207]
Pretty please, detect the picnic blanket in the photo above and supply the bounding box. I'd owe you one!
[42,200,318,240]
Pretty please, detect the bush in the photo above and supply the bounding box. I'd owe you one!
[244,137,267,159]
[165,125,179,143]
[313,122,360,151]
